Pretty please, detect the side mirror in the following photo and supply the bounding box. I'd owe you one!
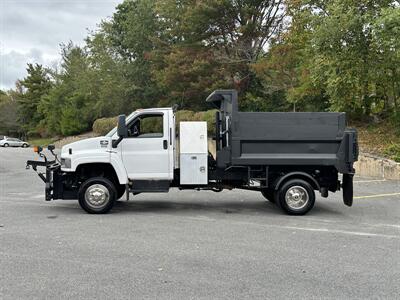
[117,114,128,138]
[113,115,127,148]
[47,144,55,151]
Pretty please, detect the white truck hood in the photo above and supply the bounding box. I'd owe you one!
[61,136,112,156]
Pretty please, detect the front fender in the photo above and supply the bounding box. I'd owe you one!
[63,153,128,185]
[110,153,128,184]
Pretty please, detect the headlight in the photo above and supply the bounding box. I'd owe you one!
[61,158,71,168]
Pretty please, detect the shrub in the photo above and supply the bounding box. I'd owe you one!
[202,109,217,135]
[93,117,118,136]
[175,110,196,123]
[384,143,400,163]
[176,109,217,135]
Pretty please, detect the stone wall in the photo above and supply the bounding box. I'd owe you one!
[354,153,400,180]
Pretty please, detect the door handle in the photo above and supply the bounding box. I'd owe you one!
[163,139,168,149]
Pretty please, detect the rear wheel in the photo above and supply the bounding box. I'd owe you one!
[342,174,354,207]
[22,143,29,148]
[276,179,315,215]
[261,188,275,203]
[78,177,116,214]
[3,143,9,147]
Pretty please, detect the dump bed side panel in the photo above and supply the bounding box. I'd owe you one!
[233,112,346,140]
[231,112,346,166]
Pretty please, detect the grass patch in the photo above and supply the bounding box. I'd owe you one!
[28,137,58,147]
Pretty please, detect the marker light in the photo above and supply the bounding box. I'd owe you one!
[33,146,42,153]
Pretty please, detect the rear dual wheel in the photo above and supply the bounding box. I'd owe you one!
[275,179,315,215]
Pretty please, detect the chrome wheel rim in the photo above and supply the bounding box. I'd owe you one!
[285,186,309,210]
[85,184,110,209]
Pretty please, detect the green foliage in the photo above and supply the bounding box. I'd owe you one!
[0,91,21,135]
[297,0,398,116]
[106,0,163,109]
[384,143,400,162]
[93,117,118,136]
[16,63,52,135]
[60,103,90,136]
[176,109,217,135]
[28,137,57,147]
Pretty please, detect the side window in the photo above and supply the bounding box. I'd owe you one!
[128,114,164,138]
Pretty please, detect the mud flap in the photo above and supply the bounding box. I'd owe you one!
[342,173,354,207]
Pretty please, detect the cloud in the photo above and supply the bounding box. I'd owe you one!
[0,48,59,90]
[0,0,122,90]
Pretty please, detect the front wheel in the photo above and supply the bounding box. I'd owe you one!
[78,177,117,214]
[276,179,315,215]
[3,143,9,147]
[22,143,29,148]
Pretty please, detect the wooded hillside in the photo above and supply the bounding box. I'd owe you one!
[1,0,399,158]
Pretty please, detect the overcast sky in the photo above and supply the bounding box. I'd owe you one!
[0,0,122,90]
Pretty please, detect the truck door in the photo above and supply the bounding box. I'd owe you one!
[119,110,173,180]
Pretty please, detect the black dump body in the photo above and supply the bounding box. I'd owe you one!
[207,90,358,174]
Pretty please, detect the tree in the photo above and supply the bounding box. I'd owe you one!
[158,0,286,92]
[39,43,99,136]
[251,0,328,112]
[152,45,228,110]
[105,0,163,109]
[0,91,21,136]
[259,0,400,116]
[17,64,52,135]
[149,0,288,109]
[306,0,399,117]
[372,6,400,114]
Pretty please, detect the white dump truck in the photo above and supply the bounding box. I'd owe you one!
[27,90,358,215]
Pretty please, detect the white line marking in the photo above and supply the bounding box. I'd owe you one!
[7,192,30,196]
[178,216,399,239]
[373,224,400,229]
[354,179,387,183]
[278,225,399,239]
[354,193,400,199]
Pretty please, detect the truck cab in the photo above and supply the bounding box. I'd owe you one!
[27,90,358,215]
[60,108,175,182]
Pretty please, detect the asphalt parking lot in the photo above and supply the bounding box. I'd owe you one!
[1,148,399,299]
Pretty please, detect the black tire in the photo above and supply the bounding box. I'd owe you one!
[116,184,126,200]
[3,143,9,147]
[22,143,29,148]
[342,173,353,207]
[78,177,116,214]
[276,179,315,215]
[261,188,275,203]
